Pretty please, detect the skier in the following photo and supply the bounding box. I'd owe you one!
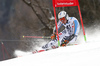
[35,11,80,52]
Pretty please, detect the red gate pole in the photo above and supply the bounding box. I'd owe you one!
[1,42,11,60]
[1,43,5,60]
[77,1,87,41]
[53,7,60,46]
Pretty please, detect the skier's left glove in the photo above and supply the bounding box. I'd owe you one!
[51,33,56,40]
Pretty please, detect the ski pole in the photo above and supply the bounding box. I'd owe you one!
[23,36,51,39]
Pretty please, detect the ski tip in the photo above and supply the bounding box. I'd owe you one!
[38,50,45,53]
[75,44,78,45]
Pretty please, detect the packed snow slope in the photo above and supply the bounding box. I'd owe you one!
[0,24,100,66]
[0,41,100,66]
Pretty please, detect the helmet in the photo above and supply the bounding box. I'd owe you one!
[58,11,69,20]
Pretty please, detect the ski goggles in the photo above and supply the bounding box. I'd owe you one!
[60,17,66,22]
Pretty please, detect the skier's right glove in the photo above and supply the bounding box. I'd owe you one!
[60,40,69,47]
[51,33,56,40]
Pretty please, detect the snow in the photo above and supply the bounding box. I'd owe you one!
[0,22,100,66]
[0,41,100,66]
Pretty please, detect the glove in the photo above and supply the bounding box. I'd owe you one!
[51,33,56,40]
[61,40,69,47]
[61,43,66,47]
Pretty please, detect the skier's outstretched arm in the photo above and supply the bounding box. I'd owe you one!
[51,20,63,40]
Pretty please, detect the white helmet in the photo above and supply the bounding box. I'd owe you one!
[58,11,69,20]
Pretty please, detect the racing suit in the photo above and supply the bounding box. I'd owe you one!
[41,17,80,50]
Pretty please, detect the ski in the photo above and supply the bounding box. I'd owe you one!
[32,44,78,54]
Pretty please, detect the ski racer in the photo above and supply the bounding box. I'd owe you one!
[37,11,80,52]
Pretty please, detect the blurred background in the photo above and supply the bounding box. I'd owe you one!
[0,0,100,61]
